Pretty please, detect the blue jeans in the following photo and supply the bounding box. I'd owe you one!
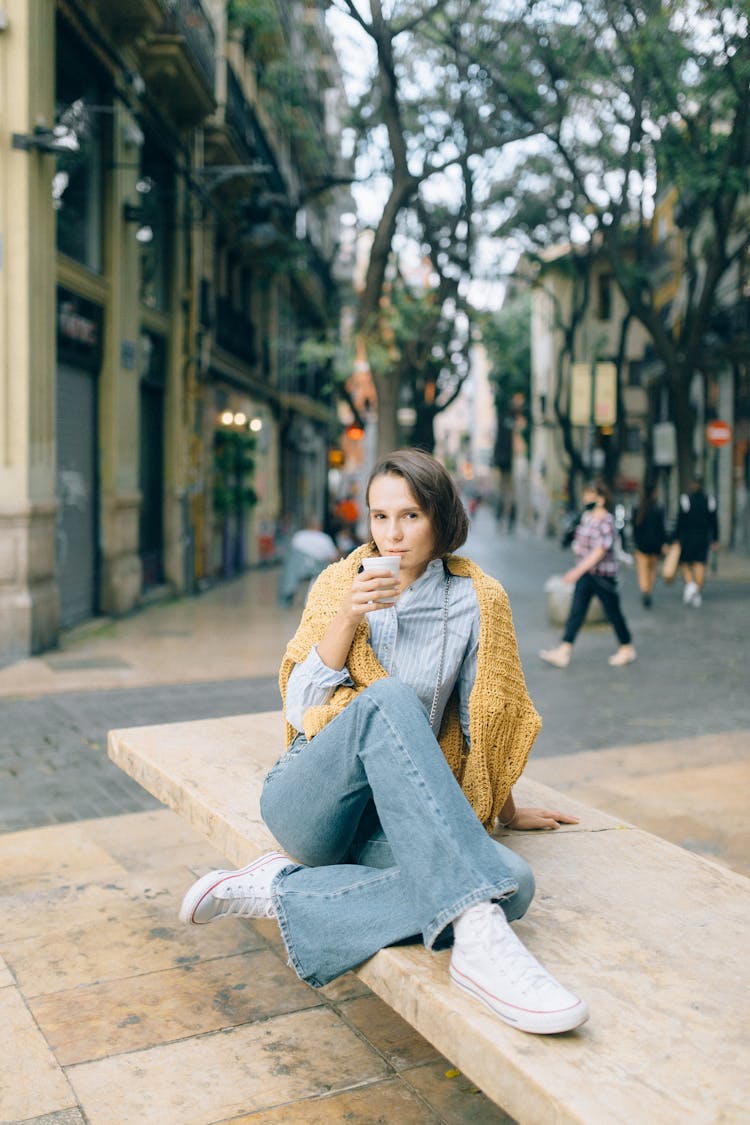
[260,678,535,987]
[563,572,632,645]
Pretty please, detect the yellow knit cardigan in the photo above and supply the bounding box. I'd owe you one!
[278,545,542,830]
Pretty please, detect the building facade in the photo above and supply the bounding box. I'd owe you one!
[527,199,749,548]
[529,246,652,528]
[0,0,353,665]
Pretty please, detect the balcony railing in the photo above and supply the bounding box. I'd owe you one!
[226,68,262,158]
[161,0,216,93]
[225,66,284,193]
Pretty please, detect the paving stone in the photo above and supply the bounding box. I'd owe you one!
[29,948,321,1066]
[67,1008,391,1124]
[0,987,76,1122]
[227,1077,446,1123]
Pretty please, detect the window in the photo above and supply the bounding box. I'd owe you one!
[628,360,643,387]
[625,425,643,453]
[138,140,173,311]
[597,273,613,321]
[54,20,106,271]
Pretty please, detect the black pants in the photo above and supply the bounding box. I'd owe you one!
[563,573,632,646]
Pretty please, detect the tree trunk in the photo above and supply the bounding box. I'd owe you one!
[374,373,401,457]
[410,402,437,453]
[670,364,696,491]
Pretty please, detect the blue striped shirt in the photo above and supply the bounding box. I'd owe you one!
[285,558,480,738]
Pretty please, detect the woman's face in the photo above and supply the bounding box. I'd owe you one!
[368,473,437,584]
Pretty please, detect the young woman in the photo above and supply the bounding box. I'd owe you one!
[632,485,667,608]
[540,480,636,668]
[180,449,588,1035]
[674,478,719,608]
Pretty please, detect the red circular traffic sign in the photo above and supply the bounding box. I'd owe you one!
[706,420,732,447]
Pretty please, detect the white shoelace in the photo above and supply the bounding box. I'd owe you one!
[215,881,276,919]
[458,903,556,995]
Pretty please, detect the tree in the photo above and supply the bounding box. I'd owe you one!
[481,288,532,428]
[480,0,750,488]
[329,0,550,453]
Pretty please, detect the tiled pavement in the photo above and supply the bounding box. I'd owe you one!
[1,511,749,1123]
[1,808,515,1124]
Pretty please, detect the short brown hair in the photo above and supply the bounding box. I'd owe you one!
[587,478,613,511]
[366,448,469,556]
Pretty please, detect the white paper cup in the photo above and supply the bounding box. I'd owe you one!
[361,555,401,578]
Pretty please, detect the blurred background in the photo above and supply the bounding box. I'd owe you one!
[1,0,749,665]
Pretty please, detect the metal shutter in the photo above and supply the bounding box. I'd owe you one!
[56,363,98,629]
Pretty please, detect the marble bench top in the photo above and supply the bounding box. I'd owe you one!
[109,711,750,1124]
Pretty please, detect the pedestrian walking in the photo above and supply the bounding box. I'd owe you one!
[180,448,588,1035]
[632,485,667,607]
[674,479,719,608]
[277,517,340,607]
[540,480,636,668]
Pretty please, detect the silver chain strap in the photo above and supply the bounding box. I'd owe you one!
[428,573,451,730]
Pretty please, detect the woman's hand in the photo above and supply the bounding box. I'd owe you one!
[504,807,580,831]
[345,564,400,619]
[316,565,400,670]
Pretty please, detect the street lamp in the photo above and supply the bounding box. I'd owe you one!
[12,125,80,154]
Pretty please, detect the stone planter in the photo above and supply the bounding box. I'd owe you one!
[544,575,606,627]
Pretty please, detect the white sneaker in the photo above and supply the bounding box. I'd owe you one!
[450,902,588,1034]
[608,644,637,667]
[539,646,571,669]
[179,851,291,925]
[683,581,698,605]
[691,591,702,607]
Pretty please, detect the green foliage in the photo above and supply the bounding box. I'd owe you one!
[481,291,532,414]
[339,0,576,451]
[471,0,750,485]
[228,1,329,179]
[228,0,284,62]
[298,335,356,387]
[213,430,258,515]
[491,0,750,305]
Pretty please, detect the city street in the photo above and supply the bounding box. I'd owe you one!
[1,505,749,869]
[3,3,749,1118]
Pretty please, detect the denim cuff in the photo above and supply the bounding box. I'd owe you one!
[425,878,519,950]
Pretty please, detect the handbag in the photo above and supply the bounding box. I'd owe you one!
[661,540,681,584]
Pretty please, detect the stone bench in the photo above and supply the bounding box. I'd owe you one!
[108,711,750,1124]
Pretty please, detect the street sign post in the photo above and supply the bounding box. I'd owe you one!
[705,420,732,447]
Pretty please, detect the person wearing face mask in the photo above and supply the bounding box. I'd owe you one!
[559,494,597,549]
[179,449,589,1036]
[540,480,636,669]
